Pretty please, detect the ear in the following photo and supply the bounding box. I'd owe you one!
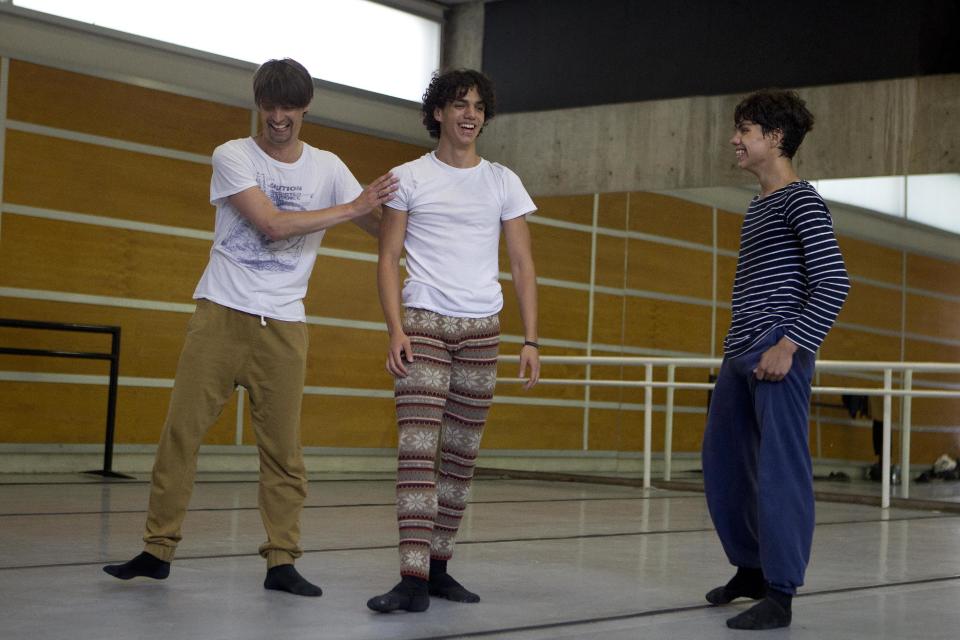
[434,106,443,123]
[767,128,784,148]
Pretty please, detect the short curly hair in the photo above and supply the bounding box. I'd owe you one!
[253,58,314,109]
[734,89,815,158]
[421,69,496,139]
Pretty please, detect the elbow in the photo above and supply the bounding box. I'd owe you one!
[260,220,288,242]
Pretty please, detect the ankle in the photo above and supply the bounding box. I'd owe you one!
[429,558,448,577]
[767,588,793,612]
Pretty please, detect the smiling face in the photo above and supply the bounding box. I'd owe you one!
[730,120,781,174]
[434,86,485,148]
[258,102,306,150]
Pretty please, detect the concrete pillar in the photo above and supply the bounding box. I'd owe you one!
[442,1,484,71]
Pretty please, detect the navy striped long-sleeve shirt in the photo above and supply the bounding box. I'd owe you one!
[723,180,851,358]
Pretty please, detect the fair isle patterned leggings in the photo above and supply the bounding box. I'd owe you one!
[395,307,500,579]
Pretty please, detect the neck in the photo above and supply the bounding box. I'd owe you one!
[434,137,481,168]
[255,134,302,163]
[754,159,799,197]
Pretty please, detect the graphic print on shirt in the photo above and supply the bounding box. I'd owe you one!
[219,173,310,272]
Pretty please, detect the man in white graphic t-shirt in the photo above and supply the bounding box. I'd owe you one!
[104,58,398,597]
[368,69,540,613]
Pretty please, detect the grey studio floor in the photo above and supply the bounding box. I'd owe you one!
[2,473,960,640]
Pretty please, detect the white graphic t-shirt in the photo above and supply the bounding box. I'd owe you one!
[194,137,362,321]
[385,152,536,317]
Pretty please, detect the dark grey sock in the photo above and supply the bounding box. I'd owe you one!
[367,575,430,613]
[429,558,479,603]
[705,566,766,605]
[263,564,322,597]
[726,592,792,630]
[103,551,170,580]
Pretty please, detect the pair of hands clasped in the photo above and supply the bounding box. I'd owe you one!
[386,333,541,390]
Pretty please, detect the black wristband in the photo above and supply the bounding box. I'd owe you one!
[523,340,540,349]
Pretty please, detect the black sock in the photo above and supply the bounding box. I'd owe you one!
[103,551,170,580]
[263,564,322,597]
[726,590,793,630]
[767,588,793,612]
[705,566,766,605]
[367,575,430,613]
[428,558,480,603]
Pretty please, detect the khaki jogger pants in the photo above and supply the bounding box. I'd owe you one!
[143,299,309,568]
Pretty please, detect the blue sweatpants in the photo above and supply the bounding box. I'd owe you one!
[702,327,816,595]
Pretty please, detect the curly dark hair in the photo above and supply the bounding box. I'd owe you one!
[421,69,496,139]
[253,58,314,109]
[734,89,815,158]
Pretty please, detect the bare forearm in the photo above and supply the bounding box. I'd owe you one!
[512,261,539,341]
[378,260,405,335]
[263,201,364,241]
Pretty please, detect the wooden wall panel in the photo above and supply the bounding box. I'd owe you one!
[5,131,212,229]
[484,404,583,449]
[304,326,388,390]
[907,253,960,297]
[595,235,627,289]
[837,282,902,332]
[818,327,901,361]
[628,192,712,245]
[500,281,588,344]
[592,292,625,347]
[906,431,960,465]
[903,340,960,386]
[614,363,710,409]
[0,383,235,445]
[0,215,208,302]
[586,361,628,404]
[597,193,628,230]
[299,122,428,185]
[837,235,903,284]
[497,344,589,403]
[0,298,191,378]
[531,194,594,226]
[816,422,875,462]
[305,256,382,322]
[590,411,705,452]
[716,209,743,252]
[587,408,626,450]
[905,294,960,341]
[487,343,588,405]
[320,219,380,254]
[298,396,397,448]
[623,297,712,354]
[910,398,960,427]
[716,255,737,301]
[625,239,712,299]
[8,60,249,155]
[526,224,592,284]
[816,421,957,465]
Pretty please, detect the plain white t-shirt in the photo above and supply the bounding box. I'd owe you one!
[385,151,536,317]
[194,137,362,321]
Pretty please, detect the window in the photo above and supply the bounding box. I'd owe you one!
[811,174,960,235]
[13,0,442,102]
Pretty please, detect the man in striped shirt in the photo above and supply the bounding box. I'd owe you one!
[701,90,850,630]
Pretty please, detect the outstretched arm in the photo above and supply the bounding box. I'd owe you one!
[503,215,540,390]
[228,172,397,241]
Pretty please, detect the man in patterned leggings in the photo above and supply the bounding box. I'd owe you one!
[367,69,541,613]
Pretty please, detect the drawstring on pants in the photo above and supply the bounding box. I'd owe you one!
[260,316,266,327]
